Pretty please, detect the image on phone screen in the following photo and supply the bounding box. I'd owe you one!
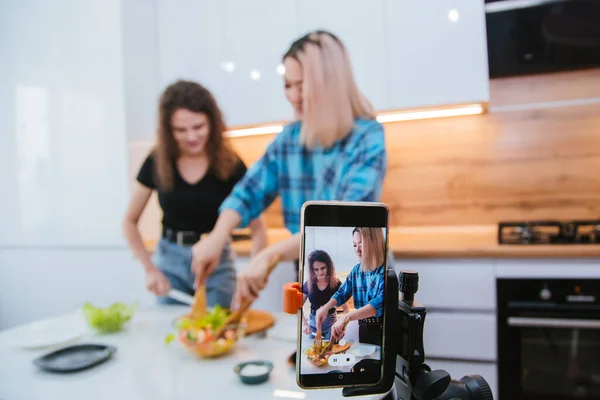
[298,203,388,388]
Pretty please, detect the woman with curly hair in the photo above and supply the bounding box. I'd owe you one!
[301,249,347,340]
[122,80,266,308]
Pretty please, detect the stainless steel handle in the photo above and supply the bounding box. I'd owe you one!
[485,0,572,14]
[508,316,600,329]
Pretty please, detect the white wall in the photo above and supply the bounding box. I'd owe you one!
[0,0,157,330]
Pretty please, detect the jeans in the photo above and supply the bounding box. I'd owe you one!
[308,311,337,340]
[152,237,236,309]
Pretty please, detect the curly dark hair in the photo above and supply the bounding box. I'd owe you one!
[306,249,338,295]
[153,80,238,190]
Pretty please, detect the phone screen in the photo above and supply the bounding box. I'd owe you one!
[297,202,389,389]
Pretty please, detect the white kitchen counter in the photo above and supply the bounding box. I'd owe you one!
[0,306,389,400]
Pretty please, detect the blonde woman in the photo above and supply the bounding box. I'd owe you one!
[315,227,386,345]
[191,30,387,307]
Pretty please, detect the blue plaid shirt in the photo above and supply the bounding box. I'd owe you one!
[332,263,386,317]
[219,118,387,233]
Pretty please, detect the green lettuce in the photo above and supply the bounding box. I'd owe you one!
[82,302,137,333]
[174,305,229,332]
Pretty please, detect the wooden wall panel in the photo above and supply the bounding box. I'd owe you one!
[380,104,600,226]
[229,69,600,229]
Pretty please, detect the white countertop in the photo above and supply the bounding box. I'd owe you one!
[0,306,389,400]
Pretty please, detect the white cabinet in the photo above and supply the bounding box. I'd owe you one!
[156,0,298,127]
[155,0,224,99]
[424,312,496,361]
[150,0,490,131]
[296,0,389,111]
[0,248,154,330]
[384,0,489,109]
[394,260,496,310]
[121,0,161,142]
[220,0,300,126]
[0,0,129,247]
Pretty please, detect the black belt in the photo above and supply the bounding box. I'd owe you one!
[311,308,336,315]
[358,317,381,325]
[162,227,203,246]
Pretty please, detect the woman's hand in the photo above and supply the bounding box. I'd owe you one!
[145,267,171,296]
[232,248,279,308]
[302,318,311,335]
[191,233,227,287]
[315,306,329,328]
[331,315,351,342]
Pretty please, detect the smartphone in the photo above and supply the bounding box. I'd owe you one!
[297,201,390,389]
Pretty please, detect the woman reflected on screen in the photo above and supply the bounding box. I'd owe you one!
[315,227,386,345]
[301,250,348,340]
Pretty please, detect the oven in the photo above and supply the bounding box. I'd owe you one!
[485,0,600,78]
[497,278,600,399]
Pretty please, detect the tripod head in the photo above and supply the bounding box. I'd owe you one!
[341,270,494,400]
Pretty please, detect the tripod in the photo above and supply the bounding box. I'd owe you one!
[342,270,494,400]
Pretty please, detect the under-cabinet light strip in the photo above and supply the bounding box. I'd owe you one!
[225,103,485,138]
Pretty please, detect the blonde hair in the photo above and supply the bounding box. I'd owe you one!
[354,227,385,272]
[283,30,375,149]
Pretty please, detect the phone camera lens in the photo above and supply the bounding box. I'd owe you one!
[338,374,344,380]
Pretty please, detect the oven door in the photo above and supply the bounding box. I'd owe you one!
[498,309,600,399]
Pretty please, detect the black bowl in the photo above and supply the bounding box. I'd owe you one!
[233,360,274,385]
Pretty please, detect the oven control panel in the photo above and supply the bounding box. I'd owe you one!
[499,278,600,306]
[538,286,552,301]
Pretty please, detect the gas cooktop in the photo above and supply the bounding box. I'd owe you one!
[498,219,600,245]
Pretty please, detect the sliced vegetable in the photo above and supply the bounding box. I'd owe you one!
[164,333,175,345]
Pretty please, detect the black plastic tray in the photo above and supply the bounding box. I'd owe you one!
[33,343,117,373]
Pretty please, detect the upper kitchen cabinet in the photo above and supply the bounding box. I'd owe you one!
[0,0,130,247]
[296,0,389,111]
[156,0,226,107]
[384,0,489,109]
[156,0,299,127]
[156,0,489,127]
[220,0,300,126]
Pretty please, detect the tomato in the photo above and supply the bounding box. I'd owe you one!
[196,329,206,344]
[178,330,188,344]
[224,329,235,341]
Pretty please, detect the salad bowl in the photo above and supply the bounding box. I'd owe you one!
[167,305,247,358]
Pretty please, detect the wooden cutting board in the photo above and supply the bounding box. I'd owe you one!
[331,342,351,354]
[244,309,275,336]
